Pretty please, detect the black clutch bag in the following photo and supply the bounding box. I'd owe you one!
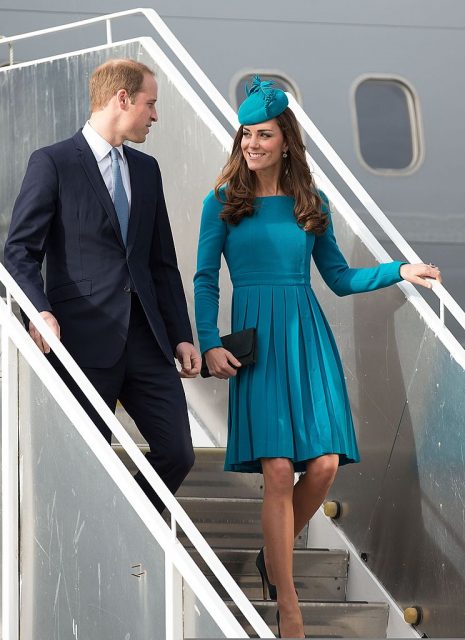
[201,328,257,378]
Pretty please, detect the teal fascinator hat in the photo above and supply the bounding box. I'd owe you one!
[238,75,289,126]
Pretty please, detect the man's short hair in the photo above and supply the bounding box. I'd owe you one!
[90,58,155,111]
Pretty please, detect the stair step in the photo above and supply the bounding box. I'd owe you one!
[228,600,389,638]
[179,447,264,498]
[177,497,307,549]
[112,445,265,498]
[189,548,348,602]
[112,443,149,475]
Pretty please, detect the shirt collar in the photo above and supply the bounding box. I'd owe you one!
[82,121,125,163]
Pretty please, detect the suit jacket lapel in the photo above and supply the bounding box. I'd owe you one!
[125,147,143,256]
[73,131,125,248]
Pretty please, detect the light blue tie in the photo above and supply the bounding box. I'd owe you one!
[110,147,129,246]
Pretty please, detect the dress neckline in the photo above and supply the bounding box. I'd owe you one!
[254,195,292,200]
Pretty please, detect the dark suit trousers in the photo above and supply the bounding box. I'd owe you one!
[49,294,194,513]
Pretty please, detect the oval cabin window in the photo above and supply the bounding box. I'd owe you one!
[354,78,422,174]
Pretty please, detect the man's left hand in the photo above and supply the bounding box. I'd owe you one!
[175,342,202,378]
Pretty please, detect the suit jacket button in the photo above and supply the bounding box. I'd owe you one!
[123,285,131,293]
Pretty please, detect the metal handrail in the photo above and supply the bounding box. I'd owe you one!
[0,7,238,128]
[288,95,465,334]
[302,150,465,370]
[0,264,273,638]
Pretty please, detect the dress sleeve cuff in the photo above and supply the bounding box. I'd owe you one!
[397,261,408,279]
[199,333,223,355]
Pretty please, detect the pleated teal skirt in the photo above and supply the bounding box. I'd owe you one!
[225,280,360,473]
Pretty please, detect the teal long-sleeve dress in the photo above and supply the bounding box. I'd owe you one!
[194,191,404,473]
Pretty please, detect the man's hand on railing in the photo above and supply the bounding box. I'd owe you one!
[400,263,442,289]
[29,311,61,354]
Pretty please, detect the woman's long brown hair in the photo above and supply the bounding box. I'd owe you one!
[214,108,329,235]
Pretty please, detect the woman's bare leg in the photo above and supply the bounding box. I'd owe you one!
[293,454,339,537]
[261,457,304,638]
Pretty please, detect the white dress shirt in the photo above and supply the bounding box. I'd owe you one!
[82,121,131,208]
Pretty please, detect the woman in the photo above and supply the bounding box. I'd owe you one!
[194,76,441,638]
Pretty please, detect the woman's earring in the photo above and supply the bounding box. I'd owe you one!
[282,151,288,158]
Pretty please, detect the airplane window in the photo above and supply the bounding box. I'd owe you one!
[354,78,421,173]
[234,74,298,109]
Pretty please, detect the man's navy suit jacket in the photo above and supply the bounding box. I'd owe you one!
[4,130,193,368]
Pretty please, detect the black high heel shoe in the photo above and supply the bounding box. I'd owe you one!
[255,547,277,601]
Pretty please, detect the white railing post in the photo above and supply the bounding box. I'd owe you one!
[165,543,174,640]
[165,515,182,640]
[1,306,20,640]
[105,19,112,44]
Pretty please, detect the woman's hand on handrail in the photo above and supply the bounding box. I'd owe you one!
[400,263,442,289]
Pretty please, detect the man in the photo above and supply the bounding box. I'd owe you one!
[4,58,201,512]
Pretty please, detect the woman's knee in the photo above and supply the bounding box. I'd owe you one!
[261,457,295,495]
[307,454,339,487]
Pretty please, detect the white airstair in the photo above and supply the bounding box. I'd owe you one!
[1,9,465,639]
